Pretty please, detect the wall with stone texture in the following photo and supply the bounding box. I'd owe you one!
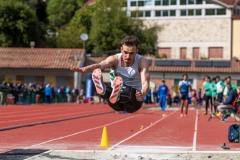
[143,18,231,59]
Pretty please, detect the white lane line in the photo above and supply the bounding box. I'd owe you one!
[107,110,177,151]
[192,110,199,151]
[24,150,52,160]
[24,112,151,149]
[113,145,192,151]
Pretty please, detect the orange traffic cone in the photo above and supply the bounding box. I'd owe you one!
[99,126,109,148]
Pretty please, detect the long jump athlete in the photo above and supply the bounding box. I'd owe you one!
[72,35,150,113]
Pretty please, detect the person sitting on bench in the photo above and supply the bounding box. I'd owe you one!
[216,82,238,121]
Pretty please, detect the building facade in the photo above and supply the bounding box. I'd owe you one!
[0,48,84,90]
[126,0,239,60]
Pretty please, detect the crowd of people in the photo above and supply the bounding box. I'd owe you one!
[1,73,239,122]
[144,74,240,121]
[0,81,86,105]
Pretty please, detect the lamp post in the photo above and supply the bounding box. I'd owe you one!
[80,33,88,51]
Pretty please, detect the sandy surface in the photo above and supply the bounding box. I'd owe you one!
[26,150,240,160]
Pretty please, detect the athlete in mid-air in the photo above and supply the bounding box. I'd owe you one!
[72,35,150,113]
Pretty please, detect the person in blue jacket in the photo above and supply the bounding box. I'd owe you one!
[158,79,168,111]
[44,83,52,103]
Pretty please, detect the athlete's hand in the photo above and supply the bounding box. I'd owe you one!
[136,90,144,101]
[71,67,85,72]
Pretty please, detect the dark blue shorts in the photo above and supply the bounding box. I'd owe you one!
[181,92,188,100]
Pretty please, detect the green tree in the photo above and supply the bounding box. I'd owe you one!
[0,0,43,47]
[46,0,84,28]
[89,0,160,55]
[55,4,94,48]
[54,0,160,54]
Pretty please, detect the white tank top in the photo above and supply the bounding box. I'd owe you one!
[111,53,142,91]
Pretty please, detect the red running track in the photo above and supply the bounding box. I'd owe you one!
[0,104,240,153]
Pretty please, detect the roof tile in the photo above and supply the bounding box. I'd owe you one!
[85,56,240,73]
[0,48,83,69]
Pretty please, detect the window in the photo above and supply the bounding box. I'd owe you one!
[188,0,195,5]
[181,10,187,16]
[196,0,202,4]
[171,0,177,5]
[155,10,161,16]
[162,10,169,16]
[131,11,137,17]
[138,0,145,6]
[209,47,223,59]
[131,11,145,17]
[138,11,144,17]
[155,0,161,5]
[158,48,171,58]
[130,1,137,6]
[170,10,176,16]
[188,9,194,16]
[217,9,226,15]
[193,47,200,59]
[196,9,202,15]
[205,0,213,4]
[180,0,187,5]
[206,9,226,16]
[163,0,169,5]
[154,0,177,6]
[206,9,215,15]
[145,11,151,17]
[155,10,176,17]
[180,48,187,59]
[180,9,202,16]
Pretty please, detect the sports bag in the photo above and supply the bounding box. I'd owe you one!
[228,124,240,143]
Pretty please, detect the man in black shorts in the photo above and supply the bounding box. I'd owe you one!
[72,35,150,113]
[178,74,192,117]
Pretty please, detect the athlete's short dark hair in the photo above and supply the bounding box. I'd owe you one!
[120,35,139,48]
[182,73,188,78]
[216,75,220,79]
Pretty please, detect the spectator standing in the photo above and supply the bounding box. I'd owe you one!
[153,89,159,105]
[65,86,71,103]
[167,92,172,107]
[45,84,52,103]
[178,74,191,117]
[158,80,168,111]
[202,76,212,115]
[191,89,198,106]
[216,76,225,103]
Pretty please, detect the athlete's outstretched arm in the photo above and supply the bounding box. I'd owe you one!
[71,55,117,72]
[136,57,150,101]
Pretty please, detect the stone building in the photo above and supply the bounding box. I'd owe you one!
[126,0,240,60]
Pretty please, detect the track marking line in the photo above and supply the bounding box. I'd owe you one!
[0,107,102,118]
[0,108,106,124]
[0,105,83,115]
[24,150,52,160]
[107,110,177,151]
[192,110,199,151]
[113,145,192,152]
[24,111,152,149]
